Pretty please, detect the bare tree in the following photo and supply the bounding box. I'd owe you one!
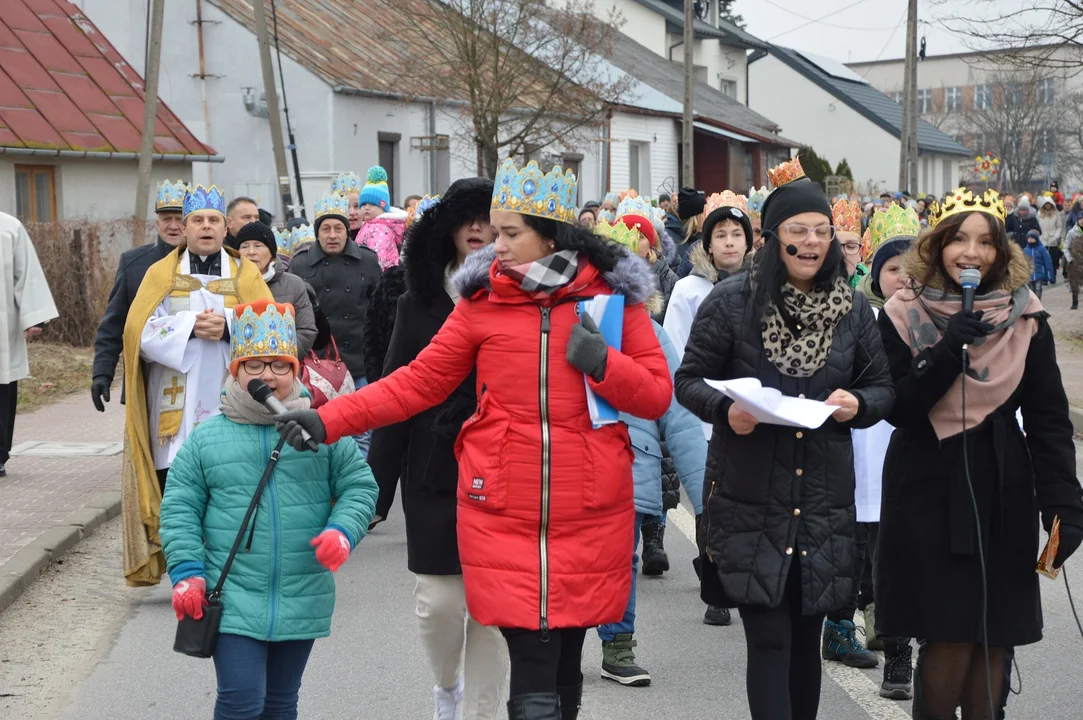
[380,0,629,177]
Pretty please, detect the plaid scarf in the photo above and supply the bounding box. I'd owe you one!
[501,250,581,299]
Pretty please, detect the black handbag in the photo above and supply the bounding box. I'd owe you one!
[173,435,287,658]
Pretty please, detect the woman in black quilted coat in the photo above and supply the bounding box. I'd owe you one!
[674,172,894,720]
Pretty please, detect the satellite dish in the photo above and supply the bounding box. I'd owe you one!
[694,0,709,22]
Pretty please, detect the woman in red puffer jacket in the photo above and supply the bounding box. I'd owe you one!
[278,161,671,720]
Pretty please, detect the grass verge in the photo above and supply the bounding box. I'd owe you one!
[16,343,96,414]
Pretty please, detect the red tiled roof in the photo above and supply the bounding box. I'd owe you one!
[0,0,216,156]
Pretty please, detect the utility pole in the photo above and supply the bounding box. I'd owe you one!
[252,0,293,219]
[682,0,695,187]
[908,16,920,194]
[133,0,164,248]
[897,0,917,192]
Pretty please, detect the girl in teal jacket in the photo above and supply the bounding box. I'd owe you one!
[160,299,376,720]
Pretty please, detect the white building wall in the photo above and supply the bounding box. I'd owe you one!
[609,113,679,198]
[594,0,668,58]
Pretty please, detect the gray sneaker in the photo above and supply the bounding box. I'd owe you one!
[601,633,651,687]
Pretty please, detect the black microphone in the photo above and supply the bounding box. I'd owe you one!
[247,379,319,452]
[785,244,799,256]
[960,268,981,314]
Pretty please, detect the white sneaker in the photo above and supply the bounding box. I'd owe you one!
[433,677,463,720]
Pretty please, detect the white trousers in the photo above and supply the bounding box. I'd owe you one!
[414,574,509,719]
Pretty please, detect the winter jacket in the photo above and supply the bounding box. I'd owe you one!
[624,321,706,518]
[1006,211,1041,248]
[361,264,407,383]
[663,241,749,360]
[317,239,673,630]
[160,412,377,642]
[266,265,318,357]
[876,243,1082,645]
[288,239,382,379]
[356,209,408,270]
[674,273,894,613]
[1069,227,1083,292]
[652,259,678,324]
[1025,241,1054,283]
[1037,208,1065,247]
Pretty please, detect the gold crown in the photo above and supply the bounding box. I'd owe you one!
[867,204,921,261]
[831,198,862,234]
[705,190,748,217]
[767,157,805,188]
[930,188,1006,228]
[593,220,639,254]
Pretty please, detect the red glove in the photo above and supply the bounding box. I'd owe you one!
[311,529,351,572]
[172,577,206,620]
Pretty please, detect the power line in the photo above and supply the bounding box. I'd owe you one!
[764,0,891,40]
[856,4,909,76]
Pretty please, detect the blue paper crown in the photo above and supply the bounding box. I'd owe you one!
[289,222,315,252]
[491,159,577,224]
[183,184,226,219]
[156,179,187,212]
[230,301,298,364]
[273,227,292,257]
[314,192,349,222]
[616,195,653,223]
[331,172,362,195]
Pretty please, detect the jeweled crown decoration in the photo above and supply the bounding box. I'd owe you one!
[767,157,806,188]
[593,220,639,254]
[230,300,298,365]
[867,204,921,260]
[182,184,226,219]
[705,190,749,217]
[930,188,1006,227]
[274,227,292,258]
[748,186,770,219]
[156,179,187,212]
[289,222,315,252]
[314,192,349,222]
[616,195,654,226]
[831,198,862,234]
[331,172,362,195]
[926,199,941,228]
[492,159,577,224]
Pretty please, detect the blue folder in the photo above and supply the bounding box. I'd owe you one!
[577,295,624,428]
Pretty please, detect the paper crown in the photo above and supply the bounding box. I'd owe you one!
[831,198,862,234]
[289,222,315,251]
[331,172,362,196]
[229,300,299,374]
[314,192,349,222]
[274,227,292,257]
[182,184,226,219]
[930,188,1006,228]
[747,186,770,219]
[767,157,806,188]
[705,190,748,217]
[492,159,577,224]
[156,179,187,212]
[593,220,639,254]
[867,204,921,260]
[616,194,653,223]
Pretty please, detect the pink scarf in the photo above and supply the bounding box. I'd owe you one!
[884,283,1043,439]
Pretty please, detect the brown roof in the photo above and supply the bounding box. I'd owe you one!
[0,0,216,155]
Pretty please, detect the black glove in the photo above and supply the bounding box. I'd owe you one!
[1043,506,1083,569]
[566,313,609,382]
[91,375,111,413]
[275,409,327,452]
[941,310,994,359]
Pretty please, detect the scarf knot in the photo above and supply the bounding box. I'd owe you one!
[500,250,581,299]
[219,376,311,425]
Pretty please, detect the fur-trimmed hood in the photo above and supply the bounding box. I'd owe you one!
[688,240,751,284]
[401,177,493,304]
[902,232,1032,292]
[453,242,658,306]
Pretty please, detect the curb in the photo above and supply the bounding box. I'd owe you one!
[0,490,121,615]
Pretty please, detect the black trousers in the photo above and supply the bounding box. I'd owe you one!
[739,557,826,720]
[500,627,586,696]
[0,381,17,465]
[156,467,169,496]
[827,521,874,623]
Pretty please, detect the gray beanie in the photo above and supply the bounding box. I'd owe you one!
[1016,196,1031,212]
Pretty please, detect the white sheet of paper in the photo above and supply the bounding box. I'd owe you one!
[705,378,838,429]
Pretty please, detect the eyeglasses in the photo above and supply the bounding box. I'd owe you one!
[241,359,294,375]
[841,242,862,256]
[780,224,835,242]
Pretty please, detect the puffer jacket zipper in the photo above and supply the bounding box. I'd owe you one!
[538,306,552,641]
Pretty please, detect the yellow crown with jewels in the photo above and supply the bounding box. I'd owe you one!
[314,191,349,222]
[593,220,639,254]
[867,203,921,261]
[156,179,187,212]
[767,157,805,188]
[831,198,862,234]
[930,188,1006,228]
[492,159,577,224]
[229,300,299,374]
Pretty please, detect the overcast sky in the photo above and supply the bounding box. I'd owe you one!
[735,0,1026,65]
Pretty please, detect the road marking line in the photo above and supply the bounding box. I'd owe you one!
[670,504,911,720]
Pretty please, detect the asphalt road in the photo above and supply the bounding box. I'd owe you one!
[3,482,1083,719]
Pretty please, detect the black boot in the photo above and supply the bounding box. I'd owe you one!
[1073,292,1079,310]
[557,680,583,720]
[641,522,670,576]
[507,692,561,720]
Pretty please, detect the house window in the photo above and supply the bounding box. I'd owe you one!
[945,87,963,112]
[719,78,737,97]
[1006,83,1024,107]
[14,165,56,223]
[1038,78,1055,105]
[1038,128,1055,152]
[628,142,650,193]
[377,132,400,205]
[975,84,992,110]
[917,88,932,114]
[562,154,583,206]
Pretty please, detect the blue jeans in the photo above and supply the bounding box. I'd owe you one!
[351,376,371,458]
[597,512,645,641]
[212,634,315,720]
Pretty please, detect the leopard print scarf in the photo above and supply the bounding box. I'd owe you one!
[760,276,853,378]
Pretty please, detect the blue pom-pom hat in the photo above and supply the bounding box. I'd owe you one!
[357,165,391,210]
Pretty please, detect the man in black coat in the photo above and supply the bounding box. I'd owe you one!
[90,180,186,411]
